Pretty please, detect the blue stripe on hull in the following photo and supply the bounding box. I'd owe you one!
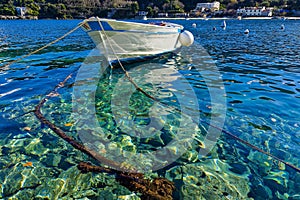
[88,21,114,31]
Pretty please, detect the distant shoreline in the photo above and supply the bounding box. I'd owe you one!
[1,15,300,20]
[149,16,300,20]
[0,15,38,20]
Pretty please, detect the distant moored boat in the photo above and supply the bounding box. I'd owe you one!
[221,20,226,28]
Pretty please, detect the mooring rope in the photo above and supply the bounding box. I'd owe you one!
[34,74,125,170]
[1,23,83,68]
[219,127,300,172]
[96,18,300,173]
[33,74,175,199]
[96,18,157,101]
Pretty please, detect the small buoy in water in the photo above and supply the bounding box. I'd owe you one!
[213,26,216,31]
[192,23,196,28]
[179,30,194,46]
[280,24,285,30]
[244,29,249,34]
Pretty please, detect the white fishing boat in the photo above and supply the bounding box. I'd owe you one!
[221,20,226,28]
[80,17,194,63]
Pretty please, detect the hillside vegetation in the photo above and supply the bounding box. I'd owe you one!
[0,0,299,18]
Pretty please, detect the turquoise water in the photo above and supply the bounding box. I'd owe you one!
[0,19,300,199]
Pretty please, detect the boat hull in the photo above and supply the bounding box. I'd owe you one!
[81,18,183,62]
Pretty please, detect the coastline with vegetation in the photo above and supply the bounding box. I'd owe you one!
[1,0,300,20]
[1,15,300,21]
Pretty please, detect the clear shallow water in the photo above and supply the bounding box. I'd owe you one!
[0,19,300,199]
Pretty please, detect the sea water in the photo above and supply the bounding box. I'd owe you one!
[0,19,299,199]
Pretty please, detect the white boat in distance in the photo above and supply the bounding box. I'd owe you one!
[221,20,226,28]
[80,17,194,63]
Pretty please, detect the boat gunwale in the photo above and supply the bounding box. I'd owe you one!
[82,17,184,30]
[87,29,181,35]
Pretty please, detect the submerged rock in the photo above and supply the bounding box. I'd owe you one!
[264,170,289,193]
[32,166,133,199]
[247,150,272,175]
[166,159,252,199]
[117,193,141,200]
[35,178,66,199]
[1,165,41,198]
[9,189,35,199]
[41,153,62,167]
[24,138,49,156]
[249,183,273,200]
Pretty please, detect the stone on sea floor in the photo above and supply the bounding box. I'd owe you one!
[24,138,49,156]
[2,171,23,197]
[247,150,272,175]
[166,159,252,199]
[249,183,273,200]
[1,165,41,198]
[4,138,27,152]
[58,166,94,195]
[35,178,66,199]
[41,153,62,167]
[32,166,133,199]
[71,189,98,199]
[275,191,289,200]
[117,193,141,200]
[9,189,35,199]
[181,149,199,163]
[264,170,289,193]
[22,166,90,199]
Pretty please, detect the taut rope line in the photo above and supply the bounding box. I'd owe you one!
[1,24,83,68]
[96,18,157,101]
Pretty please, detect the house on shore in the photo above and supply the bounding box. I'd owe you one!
[237,6,273,17]
[16,7,27,18]
[190,1,220,17]
[194,2,220,12]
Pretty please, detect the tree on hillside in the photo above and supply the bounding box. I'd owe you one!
[166,0,184,12]
[131,2,139,15]
[39,3,67,18]
[287,0,300,9]
[0,0,15,15]
[261,1,270,7]
[26,1,40,16]
[101,0,129,8]
[226,0,238,9]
